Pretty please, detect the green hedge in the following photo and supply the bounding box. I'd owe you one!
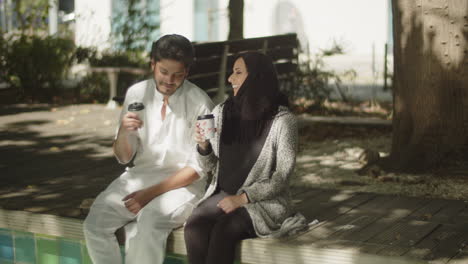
[2,34,75,102]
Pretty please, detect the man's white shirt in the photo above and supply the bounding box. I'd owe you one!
[115,79,214,212]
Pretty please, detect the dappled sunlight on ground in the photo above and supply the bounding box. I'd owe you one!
[294,137,391,189]
[295,128,468,200]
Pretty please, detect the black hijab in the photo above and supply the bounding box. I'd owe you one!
[217,52,288,194]
[221,52,289,144]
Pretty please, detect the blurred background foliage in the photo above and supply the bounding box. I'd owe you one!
[0,0,151,104]
[10,0,49,34]
[111,0,160,52]
[287,41,356,114]
[2,34,75,102]
[0,0,351,108]
[75,48,149,104]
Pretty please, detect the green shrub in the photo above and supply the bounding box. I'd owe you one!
[0,34,7,83]
[75,72,109,103]
[4,35,75,102]
[287,42,356,113]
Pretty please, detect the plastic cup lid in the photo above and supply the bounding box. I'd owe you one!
[197,114,214,120]
[128,102,145,111]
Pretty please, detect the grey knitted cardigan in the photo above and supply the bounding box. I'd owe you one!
[196,103,308,238]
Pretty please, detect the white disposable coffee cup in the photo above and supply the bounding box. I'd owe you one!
[197,114,215,140]
[127,102,145,138]
[128,102,145,122]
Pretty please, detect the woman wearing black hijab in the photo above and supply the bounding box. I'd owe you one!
[184,52,307,264]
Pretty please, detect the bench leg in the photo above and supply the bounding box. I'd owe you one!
[106,71,119,109]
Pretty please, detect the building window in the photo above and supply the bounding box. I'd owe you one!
[111,0,161,51]
[387,0,393,54]
[194,0,218,42]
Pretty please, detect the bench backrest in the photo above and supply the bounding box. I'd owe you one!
[188,33,299,99]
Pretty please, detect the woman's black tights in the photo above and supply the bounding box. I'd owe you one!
[184,191,257,264]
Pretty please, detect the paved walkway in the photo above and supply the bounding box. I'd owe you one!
[1,104,467,263]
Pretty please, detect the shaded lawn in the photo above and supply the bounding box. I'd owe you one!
[295,122,468,200]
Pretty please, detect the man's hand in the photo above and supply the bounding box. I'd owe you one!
[120,167,199,215]
[114,112,143,163]
[122,188,152,214]
[217,193,249,214]
[121,112,143,133]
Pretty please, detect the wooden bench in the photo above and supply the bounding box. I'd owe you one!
[109,33,300,105]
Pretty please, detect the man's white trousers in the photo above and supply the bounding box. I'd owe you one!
[83,177,194,264]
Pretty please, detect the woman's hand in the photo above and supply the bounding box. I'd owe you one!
[217,193,249,214]
[122,188,152,214]
[195,122,210,151]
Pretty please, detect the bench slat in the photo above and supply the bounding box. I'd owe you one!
[275,61,298,76]
[193,33,298,57]
[189,47,297,76]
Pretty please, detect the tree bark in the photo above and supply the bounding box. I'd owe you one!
[228,0,244,40]
[384,0,468,173]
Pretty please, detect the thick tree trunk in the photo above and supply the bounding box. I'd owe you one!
[384,0,468,172]
[228,0,244,40]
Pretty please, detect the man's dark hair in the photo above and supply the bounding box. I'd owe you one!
[150,34,194,68]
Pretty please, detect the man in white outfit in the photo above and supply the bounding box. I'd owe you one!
[83,34,214,264]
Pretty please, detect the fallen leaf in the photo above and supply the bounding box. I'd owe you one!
[422,213,432,220]
[49,146,60,152]
[56,119,69,125]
